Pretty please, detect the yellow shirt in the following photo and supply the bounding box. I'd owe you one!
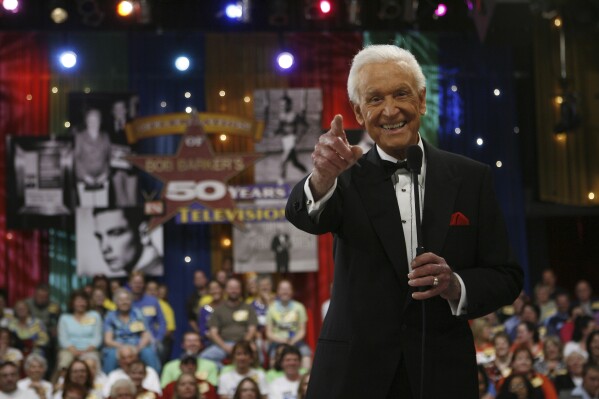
[158,299,176,331]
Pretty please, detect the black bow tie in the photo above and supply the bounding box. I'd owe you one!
[382,159,409,175]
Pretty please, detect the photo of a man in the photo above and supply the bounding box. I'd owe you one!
[77,207,163,277]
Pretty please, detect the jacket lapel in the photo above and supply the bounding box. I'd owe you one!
[353,149,409,284]
[421,143,462,254]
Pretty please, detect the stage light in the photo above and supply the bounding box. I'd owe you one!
[219,134,227,141]
[184,256,191,263]
[49,0,68,23]
[174,56,190,71]
[434,3,447,17]
[117,1,134,17]
[476,138,484,146]
[493,89,501,96]
[59,51,77,68]
[454,127,461,135]
[225,3,243,19]
[221,237,232,248]
[276,52,294,70]
[589,192,595,200]
[496,161,503,168]
[305,0,332,19]
[2,0,19,12]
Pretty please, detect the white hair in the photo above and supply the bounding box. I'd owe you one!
[110,379,136,397]
[347,44,426,103]
[24,353,47,371]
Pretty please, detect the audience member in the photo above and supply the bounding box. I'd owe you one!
[535,335,566,379]
[243,275,258,305]
[124,361,159,399]
[546,291,571,338]
[472,317,495,365]
[586,330,599,365]
[90,289,111,320]
[0,328,23,368]
[217,341,268,399]
[144,280,175,364]
[535,284,557,323]
[102,346,161,398]
[561,306,585,344]
[553,350,587,396]
[173,372,214,399]
[496,373,540,399]
[108,379,135,399]
[558,363,599,399]
[160,332,218,388]
[477,365,495,399]
[197,281,224,348]
[0,290,14,326]
[161,358,216,399]
[102,289,160,374]
[540,269,560,299]
[214,271,228,288]
[573,280,599,318]
[265,280,311,369]
[268,346,302,399]
[0,362,37,399]
[200,279,257,367]
[564,315,595,359]
[62,384,88,399]
[25,285,61,343]
[186,271,209,334]
[92,277,116,312]
[514,321,543,360]
[231,377,261,399]
[57,291,102,371]
[18,354,52,399]
[5,300,49,357]
[485,331,513,383]
[51,359,97,399]
[503,292,528,338]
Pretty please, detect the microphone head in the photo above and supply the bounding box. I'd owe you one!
[407,145,423,174]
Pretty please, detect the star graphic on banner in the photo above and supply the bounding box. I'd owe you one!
[127,118,263,230]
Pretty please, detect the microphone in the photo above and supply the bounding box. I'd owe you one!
[407,145,424,256]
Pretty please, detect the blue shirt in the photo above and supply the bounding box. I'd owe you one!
[103,308,150,346]
[132,294,166,341]
[58,311,103,350]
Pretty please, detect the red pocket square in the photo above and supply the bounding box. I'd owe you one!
[450,212,470,226]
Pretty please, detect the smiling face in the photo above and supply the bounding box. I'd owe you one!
[352,61,426,160]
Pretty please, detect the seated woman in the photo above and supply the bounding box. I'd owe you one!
[534,335,566,379]
[552,349,587,396]
[232,377,261,399]
[175,372,215,399]
[18,353,53,399]
[496,374,541,399]
[217,341,268,399]
[102,289,160,374]
[52,358,101,399]
[497,344,558,399]
[0,327,24,368]
[5,300,49,357]
[57,291,103,371]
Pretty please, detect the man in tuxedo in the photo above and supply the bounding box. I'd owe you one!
[285,44,523,398]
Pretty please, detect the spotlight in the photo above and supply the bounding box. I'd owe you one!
[59,51,77,69]
[276,52,294,70]
[305,0,332,19]
[222,0,251,22]
[434,3,447,17]
[174,56,190,71]
[50,7,68,24]
[225,3,243,19]
[117,0,134,17]
[2,0,18,12]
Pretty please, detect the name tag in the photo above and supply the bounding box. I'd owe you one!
[196,370,208,380]
[81,317,96,326]
[198,382,209,394]
[142,306,156,316]
[129,321,145,333]
[232,310,249,322]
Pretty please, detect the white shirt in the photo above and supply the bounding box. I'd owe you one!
[102,367,161,398]
[217,369,269,397]
[269,376,300,399]
[0,388,38,399]
[304,137,468,316]
[17,379,52,399]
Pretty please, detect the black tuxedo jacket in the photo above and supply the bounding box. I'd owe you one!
[286,141,523,398]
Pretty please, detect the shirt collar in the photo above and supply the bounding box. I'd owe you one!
[375,135,426,187]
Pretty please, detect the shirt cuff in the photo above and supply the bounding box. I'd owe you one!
[448,272,468,316]
[303,174,337,219]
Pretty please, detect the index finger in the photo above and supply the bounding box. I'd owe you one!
[330,114,348,144]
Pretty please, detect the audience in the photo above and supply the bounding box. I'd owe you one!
[535,335,566,379]
[0,328,23,368]
[186,271,210,334]
[586,330,599,366]
[5,300,49,357]
[51,359,97,399]
[559,362,599,399]
[160,332,218,388]
[553,350,587,396]
[268,345,302,399]
[162,362,216,399]
[108,379,135,399]
[173,373,213,399]
[102,346,161,398]
[124,360,160,399]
